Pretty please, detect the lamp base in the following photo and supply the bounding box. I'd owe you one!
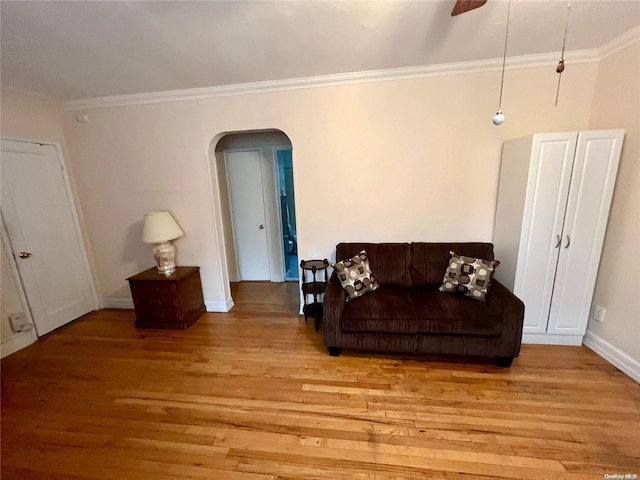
[152,241,176,276]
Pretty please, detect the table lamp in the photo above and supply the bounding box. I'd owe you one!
[142,211,184,276]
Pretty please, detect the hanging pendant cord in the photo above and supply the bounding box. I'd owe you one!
[497,0,512,109]
[555,2,571,107]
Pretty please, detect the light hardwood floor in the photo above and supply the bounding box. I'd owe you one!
[2,281,639,479]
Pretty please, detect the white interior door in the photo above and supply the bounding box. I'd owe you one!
[225,150,271,281]
[547,130,624,335]
[514,133,577,334]
[1,140,95,336]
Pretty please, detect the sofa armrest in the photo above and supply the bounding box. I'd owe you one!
[323,271,346,347]
[486,280,525,357]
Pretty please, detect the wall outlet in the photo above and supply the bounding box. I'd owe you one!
[593,305,606,323]
[8,313,29,333]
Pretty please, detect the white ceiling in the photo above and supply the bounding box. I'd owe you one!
[1,0,639,101]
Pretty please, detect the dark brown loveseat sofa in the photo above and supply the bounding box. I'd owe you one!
[323,243,524,367]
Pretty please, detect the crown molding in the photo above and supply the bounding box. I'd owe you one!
[598,25,640,59]
[2,85,63,105]
[64,48,599,111]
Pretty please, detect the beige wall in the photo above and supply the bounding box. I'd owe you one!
[587,41,640,362]
[60,62,598,308]
[1,88,67,141]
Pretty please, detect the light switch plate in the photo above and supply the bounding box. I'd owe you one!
[593,305,606,323]
[8,313,29,333]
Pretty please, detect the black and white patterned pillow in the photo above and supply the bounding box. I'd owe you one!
[333,250,380,302]
[439,251,500,302]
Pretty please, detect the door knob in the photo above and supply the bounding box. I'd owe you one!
[555,234,561,248]
[565,235,571,249]
[18,252,32,259]
[259,224,265,230]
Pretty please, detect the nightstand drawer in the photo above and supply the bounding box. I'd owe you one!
[130,282,178,297]
[133,295,180,309]
[136,307,183,322]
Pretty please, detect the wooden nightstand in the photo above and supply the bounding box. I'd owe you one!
[127,266,206,330]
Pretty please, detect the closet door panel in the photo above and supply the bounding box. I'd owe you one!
[515,134,577,334]
[548,130,624,334]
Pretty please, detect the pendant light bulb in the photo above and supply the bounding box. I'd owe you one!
[492,0,511,127]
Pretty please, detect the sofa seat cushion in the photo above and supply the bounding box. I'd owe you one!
[341,285,418,334]
[410,286,502,337]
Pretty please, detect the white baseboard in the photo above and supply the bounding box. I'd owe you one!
[102,297,134,309]
[521,333,584,346]
[205,297,234,312]
[1,331,36,359]
[229,273,240,283]
[583,331,640,383]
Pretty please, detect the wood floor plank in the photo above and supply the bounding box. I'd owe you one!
[2,281,639,479]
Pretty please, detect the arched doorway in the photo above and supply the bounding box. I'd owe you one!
[209,129,297,299]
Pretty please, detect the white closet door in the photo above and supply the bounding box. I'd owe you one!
[515,133,577,334]
[547,130,624,335]
[225,150,271,281]
[1,140,95,336]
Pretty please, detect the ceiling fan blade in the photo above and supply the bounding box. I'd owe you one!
[451,0,488,16]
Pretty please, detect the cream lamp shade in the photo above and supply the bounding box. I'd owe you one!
[142,211,184,275]
[142,211,184,244]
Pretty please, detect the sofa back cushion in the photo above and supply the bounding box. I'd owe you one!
[336,243,411,287]
[410,242,495,286]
